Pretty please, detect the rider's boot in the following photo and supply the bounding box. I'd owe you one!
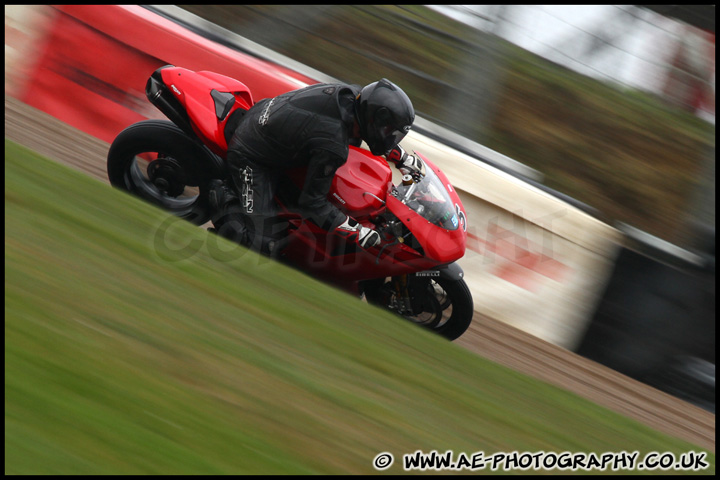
[208,179,237,212]
[208,180,248,245]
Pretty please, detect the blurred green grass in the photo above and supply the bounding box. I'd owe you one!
[4,140,715,474]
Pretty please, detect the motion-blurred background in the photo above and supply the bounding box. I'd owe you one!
[179,5,715,252]
[5,6,716,473]
[5,4,714,412]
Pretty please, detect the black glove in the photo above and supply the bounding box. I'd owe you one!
[335,216,381,249]
[386,145,425,176]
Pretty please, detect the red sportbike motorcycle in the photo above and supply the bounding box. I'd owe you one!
[107,65,473,340]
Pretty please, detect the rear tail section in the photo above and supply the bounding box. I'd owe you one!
[145,65,255,156]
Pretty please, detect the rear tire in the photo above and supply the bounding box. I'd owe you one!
[107,120,221,225]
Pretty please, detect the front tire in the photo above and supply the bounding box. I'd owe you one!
[107,120,221,225]
[365,275,474,341]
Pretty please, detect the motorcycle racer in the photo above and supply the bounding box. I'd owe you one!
[209,78,417,256]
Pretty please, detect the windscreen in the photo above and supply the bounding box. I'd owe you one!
[395,169,459,231]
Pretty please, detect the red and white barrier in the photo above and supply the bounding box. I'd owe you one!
[7,5,315,144]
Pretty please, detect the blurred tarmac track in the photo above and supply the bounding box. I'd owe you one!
[5,95,714,453]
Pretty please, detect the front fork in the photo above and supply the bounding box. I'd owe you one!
[392,274,413,315]
[389,263,464,315]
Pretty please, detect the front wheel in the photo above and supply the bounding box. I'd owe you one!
[107,120,221,225]
[364,275,474,341]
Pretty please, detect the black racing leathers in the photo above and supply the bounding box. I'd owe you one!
[226,83,361,237]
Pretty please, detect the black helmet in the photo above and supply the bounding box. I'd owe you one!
[355,79,415,156]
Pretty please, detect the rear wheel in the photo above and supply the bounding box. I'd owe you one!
[107,120,221,225]
[364,275,474,340]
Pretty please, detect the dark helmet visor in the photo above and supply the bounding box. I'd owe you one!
[378,124,409,154]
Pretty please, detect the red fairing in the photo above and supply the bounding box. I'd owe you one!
[417,151,468,259]
[331,147,392,217]
[160,67,254,154]
[386,153,467,263]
